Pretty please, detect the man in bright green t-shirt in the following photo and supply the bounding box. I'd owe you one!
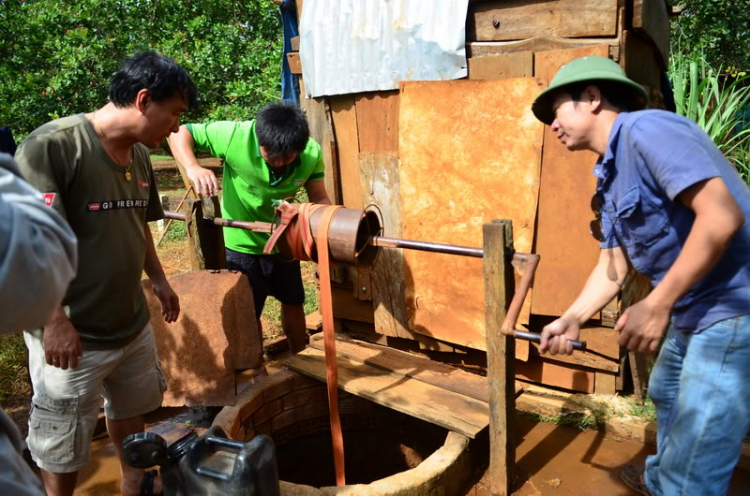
[171,103,332,353]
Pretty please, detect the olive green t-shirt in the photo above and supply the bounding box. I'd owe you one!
[16,114,164,350]
[187,120,325,254]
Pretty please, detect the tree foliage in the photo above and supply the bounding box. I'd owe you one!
[0,0,283,140]
[670,0,750,71]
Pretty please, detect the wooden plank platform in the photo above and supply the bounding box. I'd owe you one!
[286,336,522,438]
[308,334,524,402]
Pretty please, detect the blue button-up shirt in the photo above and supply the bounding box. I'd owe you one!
[596,110,750,332]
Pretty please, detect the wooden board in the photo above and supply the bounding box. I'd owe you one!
[516,359,595,393]
[331,286,374,324]
[595,370,617,395]
[286,52,301,74]
[355,91,399,153]
[399,78,544,351]
[290,36,300,52]
[360,152,413,339]
[468,37,619,60]
[286,347,490,438]
[308,333,523,402]
[468,51,533,79]
[622,30,662,92]
[530,45,610,318]
[300,94,341,204]
[633,0,670,69]
[468,0,618,42]
[329,96,361,209]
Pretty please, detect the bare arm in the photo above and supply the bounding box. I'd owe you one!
[616,177,744,352]
[305,180,332,205]
[170,125,220,196]
[144,223,180,322]
[540,246,629,355]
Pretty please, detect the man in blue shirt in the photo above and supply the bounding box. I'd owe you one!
[531,56,750,495]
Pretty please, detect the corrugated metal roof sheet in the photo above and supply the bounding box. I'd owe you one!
[299,0,469,98]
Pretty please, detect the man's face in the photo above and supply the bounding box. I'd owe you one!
[140,93,188,149]
[259,146,298,170]
[550,91,595,152]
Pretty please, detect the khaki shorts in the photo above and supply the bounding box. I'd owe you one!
[24,323,166,473]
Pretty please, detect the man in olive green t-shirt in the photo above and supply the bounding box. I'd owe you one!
[171,103,332,354]
[16,52,197,496]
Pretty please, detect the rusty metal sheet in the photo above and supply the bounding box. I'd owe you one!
[399,78,544,351]
[143,271,263,407]
[530,46,610,318]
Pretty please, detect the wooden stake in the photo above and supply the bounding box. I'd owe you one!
[156,186,193,247]
[483,220,516,495]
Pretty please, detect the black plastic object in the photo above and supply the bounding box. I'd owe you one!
[123,426,280,496]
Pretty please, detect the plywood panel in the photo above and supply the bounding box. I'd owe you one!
[468,0,618,42]
[355,91,400,153]
[468,51,533,80]
[399,78,544,351]
[531,45,610,318]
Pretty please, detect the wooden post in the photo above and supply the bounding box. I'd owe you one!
[483,219,516,495]
[183,196,225,270]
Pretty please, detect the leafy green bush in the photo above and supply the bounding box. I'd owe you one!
[0,0,284,141]
[669,52,750,181]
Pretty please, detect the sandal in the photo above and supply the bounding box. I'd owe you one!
[140,469,162,496]
[619,464,651,495]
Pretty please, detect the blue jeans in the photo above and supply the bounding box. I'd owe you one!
[644,315,750,495]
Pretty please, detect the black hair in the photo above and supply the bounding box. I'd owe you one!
[109,51,198,110]
[255,103,310,157]
[564,80,644,113]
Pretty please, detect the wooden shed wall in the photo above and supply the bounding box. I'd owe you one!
[296,0,670,394]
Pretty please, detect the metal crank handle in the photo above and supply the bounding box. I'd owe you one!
[513,330,587,351]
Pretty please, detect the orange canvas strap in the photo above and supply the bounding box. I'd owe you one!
[315,204,346,486]
[263,202,299,255]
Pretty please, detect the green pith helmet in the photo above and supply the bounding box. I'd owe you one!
[531,56,647,125]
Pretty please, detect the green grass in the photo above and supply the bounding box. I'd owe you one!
[164,219,188,242]
[625,396,657,423]
[0,334,30,404]
[522,410,606,431]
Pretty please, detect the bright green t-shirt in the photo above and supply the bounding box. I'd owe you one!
[188,121,325,254]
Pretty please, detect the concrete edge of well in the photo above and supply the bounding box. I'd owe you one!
[279,431,472,496]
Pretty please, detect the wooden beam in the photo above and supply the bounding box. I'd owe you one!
[286,347,490,438]
[483,220,515,495]
[468,37,619,60]
[468,51,533,79]
[468,0,618,41]
[290,36,300,52]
